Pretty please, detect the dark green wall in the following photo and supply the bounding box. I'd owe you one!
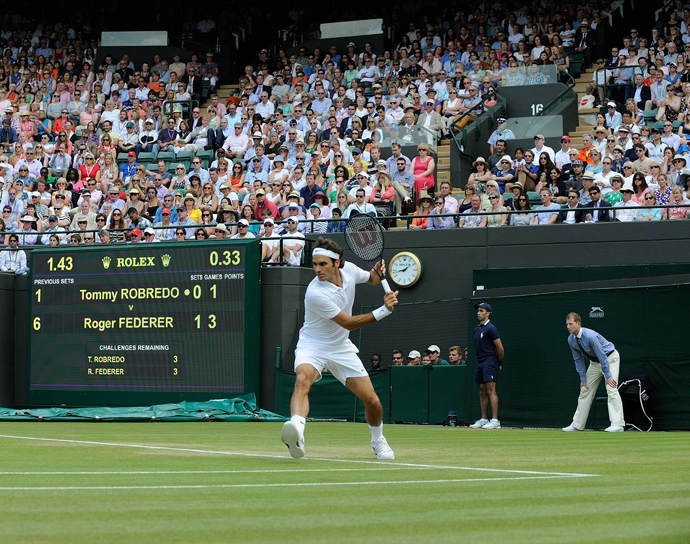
[337,221,690,306]
[265,223,690,411]
[0,274,18,407]
[251,223,690,411]
[259,267,313,409]
[475,264,690,291]
[6,221,690,414]
[465,285,690,430]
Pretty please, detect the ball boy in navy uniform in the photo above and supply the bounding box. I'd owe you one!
[469,303,504,429]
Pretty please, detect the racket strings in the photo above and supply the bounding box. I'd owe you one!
[344,216,385,262]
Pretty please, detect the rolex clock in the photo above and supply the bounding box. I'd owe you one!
[389,251,423,288]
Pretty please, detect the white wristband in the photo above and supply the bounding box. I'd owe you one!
[373,305,392,321]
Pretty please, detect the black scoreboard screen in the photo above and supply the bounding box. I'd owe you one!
[28,241,261,406]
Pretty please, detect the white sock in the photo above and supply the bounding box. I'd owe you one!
[369,423,383,442]
[291,415,306,437]
[490,418,499,422]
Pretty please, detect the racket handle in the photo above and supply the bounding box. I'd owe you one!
[381,279,392,293]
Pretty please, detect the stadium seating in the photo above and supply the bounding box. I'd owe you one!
[1,1,680,249]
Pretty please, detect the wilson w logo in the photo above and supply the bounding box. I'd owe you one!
[352,227,376,249]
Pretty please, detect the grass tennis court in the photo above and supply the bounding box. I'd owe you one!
[0,422,688,543]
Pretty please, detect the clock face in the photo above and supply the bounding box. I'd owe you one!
[390,252,422,288]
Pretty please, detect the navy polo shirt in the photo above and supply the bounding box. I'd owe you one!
[474,319,500,363]
[300,183,324,204]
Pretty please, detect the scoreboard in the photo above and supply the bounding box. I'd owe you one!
[28,240,261,407]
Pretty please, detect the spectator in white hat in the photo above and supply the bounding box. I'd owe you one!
[406,350,421,366]
[279,216,305,265]
[17,215,39,245]
[613,181,640,221]
[231,218,256,239]
[424,345,450,366]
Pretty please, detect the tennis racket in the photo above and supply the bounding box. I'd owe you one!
[343,214,391,293]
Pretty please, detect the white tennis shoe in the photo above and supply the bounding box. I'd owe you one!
[469,418,488,429]
[604,425,624,433]
[371,437,395,460]
[482,419,501,429]
[562,425,581,432]
[281,421,305,458]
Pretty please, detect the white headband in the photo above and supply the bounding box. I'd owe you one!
[313,248,340,260]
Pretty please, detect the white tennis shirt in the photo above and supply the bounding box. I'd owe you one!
[298,261,370,351]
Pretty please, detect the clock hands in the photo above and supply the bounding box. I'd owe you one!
[391,252,421,287]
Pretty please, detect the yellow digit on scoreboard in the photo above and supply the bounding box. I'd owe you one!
[46,256,73,271]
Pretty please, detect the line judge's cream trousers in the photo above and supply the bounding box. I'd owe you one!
[571,350,625,429]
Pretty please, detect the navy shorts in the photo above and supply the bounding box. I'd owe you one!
[474,360,499,384]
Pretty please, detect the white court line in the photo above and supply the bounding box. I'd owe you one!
[0,468,419,476]
[0,434,597,478]
[0,475,585,491]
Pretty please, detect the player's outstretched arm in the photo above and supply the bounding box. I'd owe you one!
[332,311,378,331]
[331,291,398,331]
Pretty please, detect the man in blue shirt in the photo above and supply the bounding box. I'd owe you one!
[563,312,625,432]
[469,303,504,430]
[118,152,140,183]
[299,172,324,207]
[532,189,561,225]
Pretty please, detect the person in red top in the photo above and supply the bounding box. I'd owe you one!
[411,143,436,195]
[52,108,76,136]
[78,153,100,183]
[254,188,279,219]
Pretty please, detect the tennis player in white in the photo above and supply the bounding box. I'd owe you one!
[281,237,398,459]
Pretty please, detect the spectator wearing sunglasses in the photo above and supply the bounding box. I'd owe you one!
[636,193,663,221]
[143,227,161,242]
[583,186,612,222]
[427,197,456,229]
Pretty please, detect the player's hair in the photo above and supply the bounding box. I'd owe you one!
[8,233,18,242]
[392,349,403,356]
[449,345,460,354]
[314,237,345,268]
[566,312,581,323]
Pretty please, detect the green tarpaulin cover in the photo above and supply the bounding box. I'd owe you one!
[0,394,287,422]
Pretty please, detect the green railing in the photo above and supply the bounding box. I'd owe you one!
[449,96,507,161]
[384,203,683,230]
[5,201,686,250]
[162,99,200,117]
[593,64,646,107]
[536,70,577,117]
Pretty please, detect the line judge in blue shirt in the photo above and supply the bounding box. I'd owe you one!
[563,312,625,432]
[469,303,504,430]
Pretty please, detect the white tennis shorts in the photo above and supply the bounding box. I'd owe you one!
[294,346,368,385]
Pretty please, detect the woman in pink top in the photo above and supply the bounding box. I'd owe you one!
[410,143,436,195]
[631,172,650,205]
[79,103,95,127]
[668,186,688,220]
[370,171,395,216]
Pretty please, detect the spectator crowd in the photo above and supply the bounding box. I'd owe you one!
[378,345,467,369]
[2,3,690,277]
